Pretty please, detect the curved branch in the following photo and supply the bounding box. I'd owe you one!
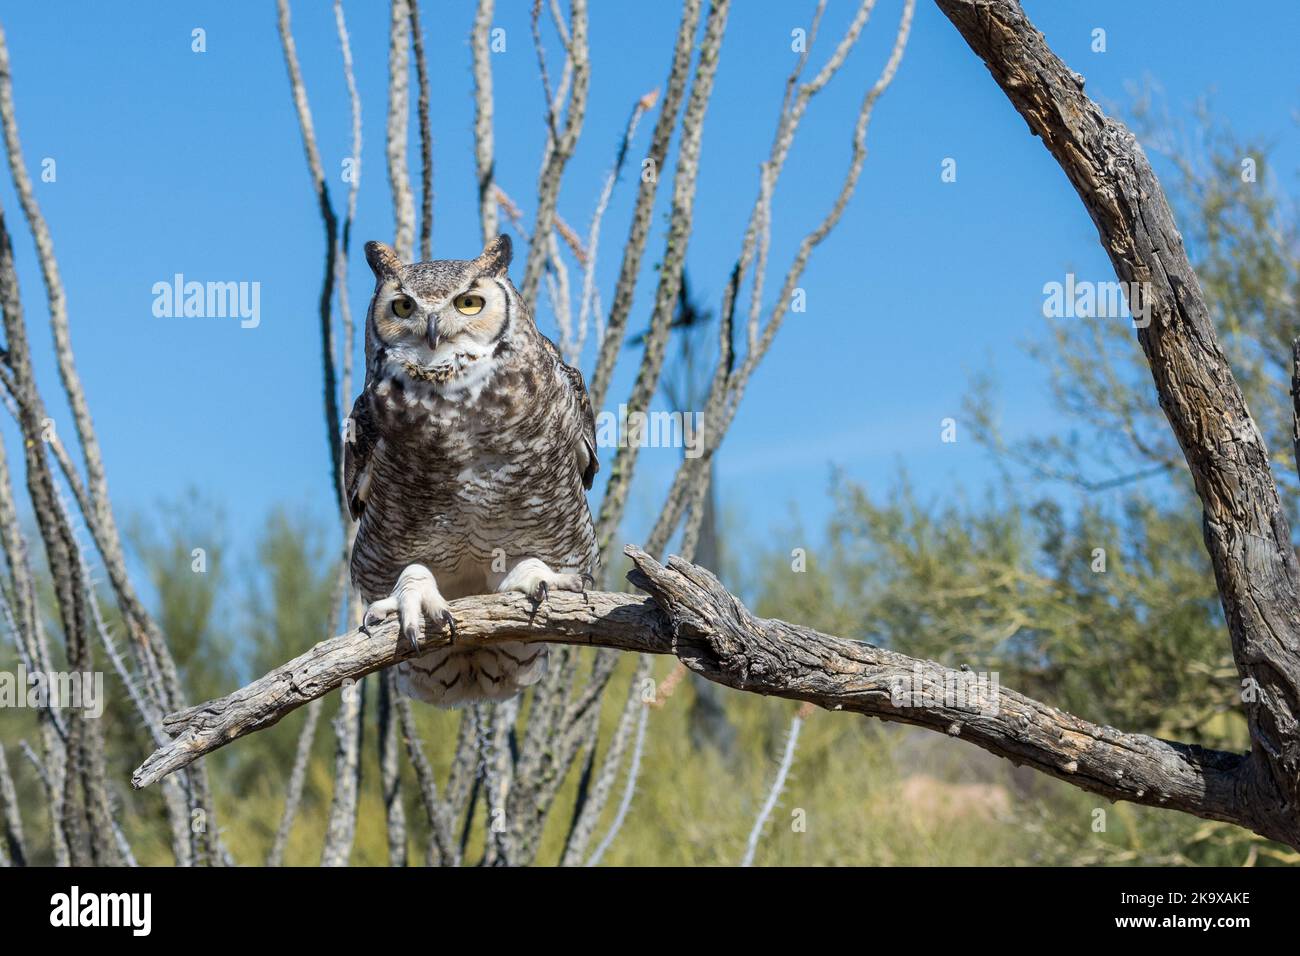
[132,546,1289,848]
[936,0,1300,851]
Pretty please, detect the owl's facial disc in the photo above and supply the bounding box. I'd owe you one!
[383,278,508,392]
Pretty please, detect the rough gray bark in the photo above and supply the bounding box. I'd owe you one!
[0,405,69,867]
[133,546,1297,849]
[936,0,1300,853]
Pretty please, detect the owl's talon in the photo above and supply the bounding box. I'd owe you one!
[374,564,451,657]
[498,558,589,610]
[440,609,457,640]
[403,622,422,653]
[364,596,398,629]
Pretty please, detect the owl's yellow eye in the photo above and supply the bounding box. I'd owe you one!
[391,295,416,318]
[454,293,485,316]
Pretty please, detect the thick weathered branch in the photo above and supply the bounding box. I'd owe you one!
[936,0,1300,851]
[132,547,1291,847]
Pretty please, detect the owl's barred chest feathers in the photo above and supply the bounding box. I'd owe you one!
[351,335,597,602]
[346,234,599,706]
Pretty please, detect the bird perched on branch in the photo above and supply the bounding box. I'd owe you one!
[346,235,598,706]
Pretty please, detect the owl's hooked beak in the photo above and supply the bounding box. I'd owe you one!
[427,317,442,351]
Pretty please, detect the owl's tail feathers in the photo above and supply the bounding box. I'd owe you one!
[395,643,547,707]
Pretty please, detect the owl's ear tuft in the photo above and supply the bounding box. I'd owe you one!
[365,241,403,281]
[473,234,512,278]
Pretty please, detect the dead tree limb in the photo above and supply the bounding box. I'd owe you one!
[132,546,1296,848]
[935,0,1300,847]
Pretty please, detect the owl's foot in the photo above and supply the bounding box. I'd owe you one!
[364,564,455,652]
[498,559,592,604]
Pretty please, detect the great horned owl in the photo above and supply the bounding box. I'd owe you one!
[346,235,598,706]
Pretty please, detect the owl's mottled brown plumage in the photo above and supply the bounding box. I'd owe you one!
[347,235,598,706]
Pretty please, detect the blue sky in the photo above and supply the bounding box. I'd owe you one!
[0,1,1296,578]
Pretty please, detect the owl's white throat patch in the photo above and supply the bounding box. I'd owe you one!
[384,342,496,399]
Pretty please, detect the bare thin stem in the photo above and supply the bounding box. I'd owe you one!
[276,0,343,513]
[0,744,27,867]
[588,0,702,411]
[594,0,732,557]
[585,692,648,867]
[320,655,365,867]
[561,653,650,865]
[386,0,416,261]
[378,670,408,866]
[520,0,590,304]
[471,0,498,243]
[741,712,804,866]
[409,0,434,259]
[580,90,657,358]
[266,698,322,866]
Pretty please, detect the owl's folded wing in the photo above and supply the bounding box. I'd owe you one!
[572,369,599,491]
[548,341,599,491]
[343,393,379,521]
